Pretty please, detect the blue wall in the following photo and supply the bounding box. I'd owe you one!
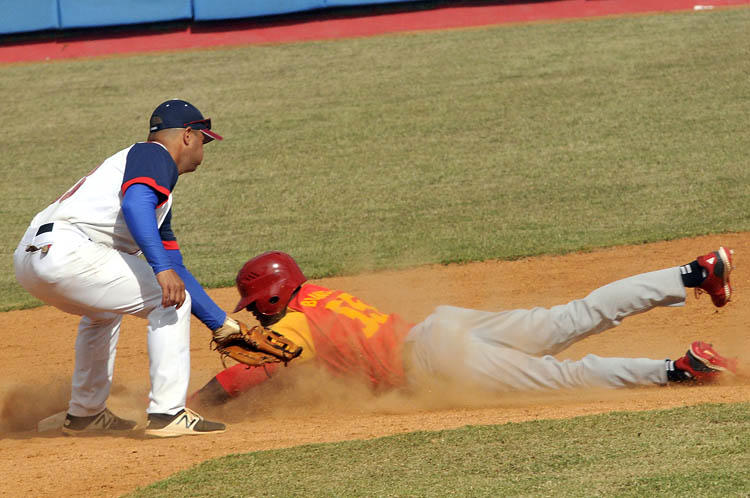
[0,0,59,35]
[193,0,321,21]
[1,0,418,36]
[193,0,408,21]
[58,0,192,29]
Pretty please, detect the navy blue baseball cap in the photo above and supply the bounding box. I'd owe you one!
[149,99,223,142]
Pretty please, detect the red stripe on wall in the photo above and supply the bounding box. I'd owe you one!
[2,0,749,64]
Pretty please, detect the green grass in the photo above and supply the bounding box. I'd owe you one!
[2,8,750,311]
[128,402,750,497]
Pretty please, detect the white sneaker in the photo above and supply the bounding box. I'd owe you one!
[62,408,137,436]
[144,408,226,438]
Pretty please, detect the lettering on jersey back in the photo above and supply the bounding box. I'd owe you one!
[301,289,388,338]
[299,290,334,307]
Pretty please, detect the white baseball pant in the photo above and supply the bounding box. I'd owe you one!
[404,268,685,391]
[13,222,191,416]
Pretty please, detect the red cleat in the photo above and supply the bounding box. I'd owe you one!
[695,246,734,307]
[674,341,738,382]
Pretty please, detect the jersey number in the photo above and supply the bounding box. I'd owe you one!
[324,293,388,338]
[56,163,104,203]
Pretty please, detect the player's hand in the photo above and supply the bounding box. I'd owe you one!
[156,269,186,309]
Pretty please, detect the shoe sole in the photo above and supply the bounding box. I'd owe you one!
[716,246,733,301]
[143,427,226,438]
[62,427,137,436]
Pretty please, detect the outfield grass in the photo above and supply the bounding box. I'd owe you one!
[2,8,749,312]
[128,402,750,496]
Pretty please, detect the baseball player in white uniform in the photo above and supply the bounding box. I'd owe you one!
[14,99,245,437]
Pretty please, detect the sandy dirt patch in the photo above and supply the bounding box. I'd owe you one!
[1,234,748,497]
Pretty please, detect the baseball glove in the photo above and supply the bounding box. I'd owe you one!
[212,317,302,367]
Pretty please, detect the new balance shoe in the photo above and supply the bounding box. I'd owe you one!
[62,408,137,436]
[670,341,738,382]
[695,246,735,307]
[144,408,225,438]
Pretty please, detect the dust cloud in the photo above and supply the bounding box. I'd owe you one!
[0,380,69,433]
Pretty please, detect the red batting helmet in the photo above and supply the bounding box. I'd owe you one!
[233,251,307,316]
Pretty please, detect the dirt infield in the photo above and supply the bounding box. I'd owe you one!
[1,234,748,496]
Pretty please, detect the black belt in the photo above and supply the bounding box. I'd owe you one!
[26,223,55,253]
[36,223,54,236]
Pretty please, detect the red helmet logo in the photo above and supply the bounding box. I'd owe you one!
[233,251,306,316]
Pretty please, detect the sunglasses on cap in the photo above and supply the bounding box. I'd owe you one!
[183,118,223,143]
[184,118,212,130]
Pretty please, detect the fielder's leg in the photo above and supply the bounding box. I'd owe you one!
[146,292,192,415]
[15,229,193,419]
[68,314,122,416]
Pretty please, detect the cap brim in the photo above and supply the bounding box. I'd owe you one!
[233,295,253,313]
[200,129,223,143]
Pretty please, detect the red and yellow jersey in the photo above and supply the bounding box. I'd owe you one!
[275,283,415,390]
[213,283,415,398]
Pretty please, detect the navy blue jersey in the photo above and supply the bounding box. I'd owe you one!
[121,142,179,207]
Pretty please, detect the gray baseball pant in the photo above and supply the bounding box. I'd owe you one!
[404,268,685,391]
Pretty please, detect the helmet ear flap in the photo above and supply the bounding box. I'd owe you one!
[253,277,291,315]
